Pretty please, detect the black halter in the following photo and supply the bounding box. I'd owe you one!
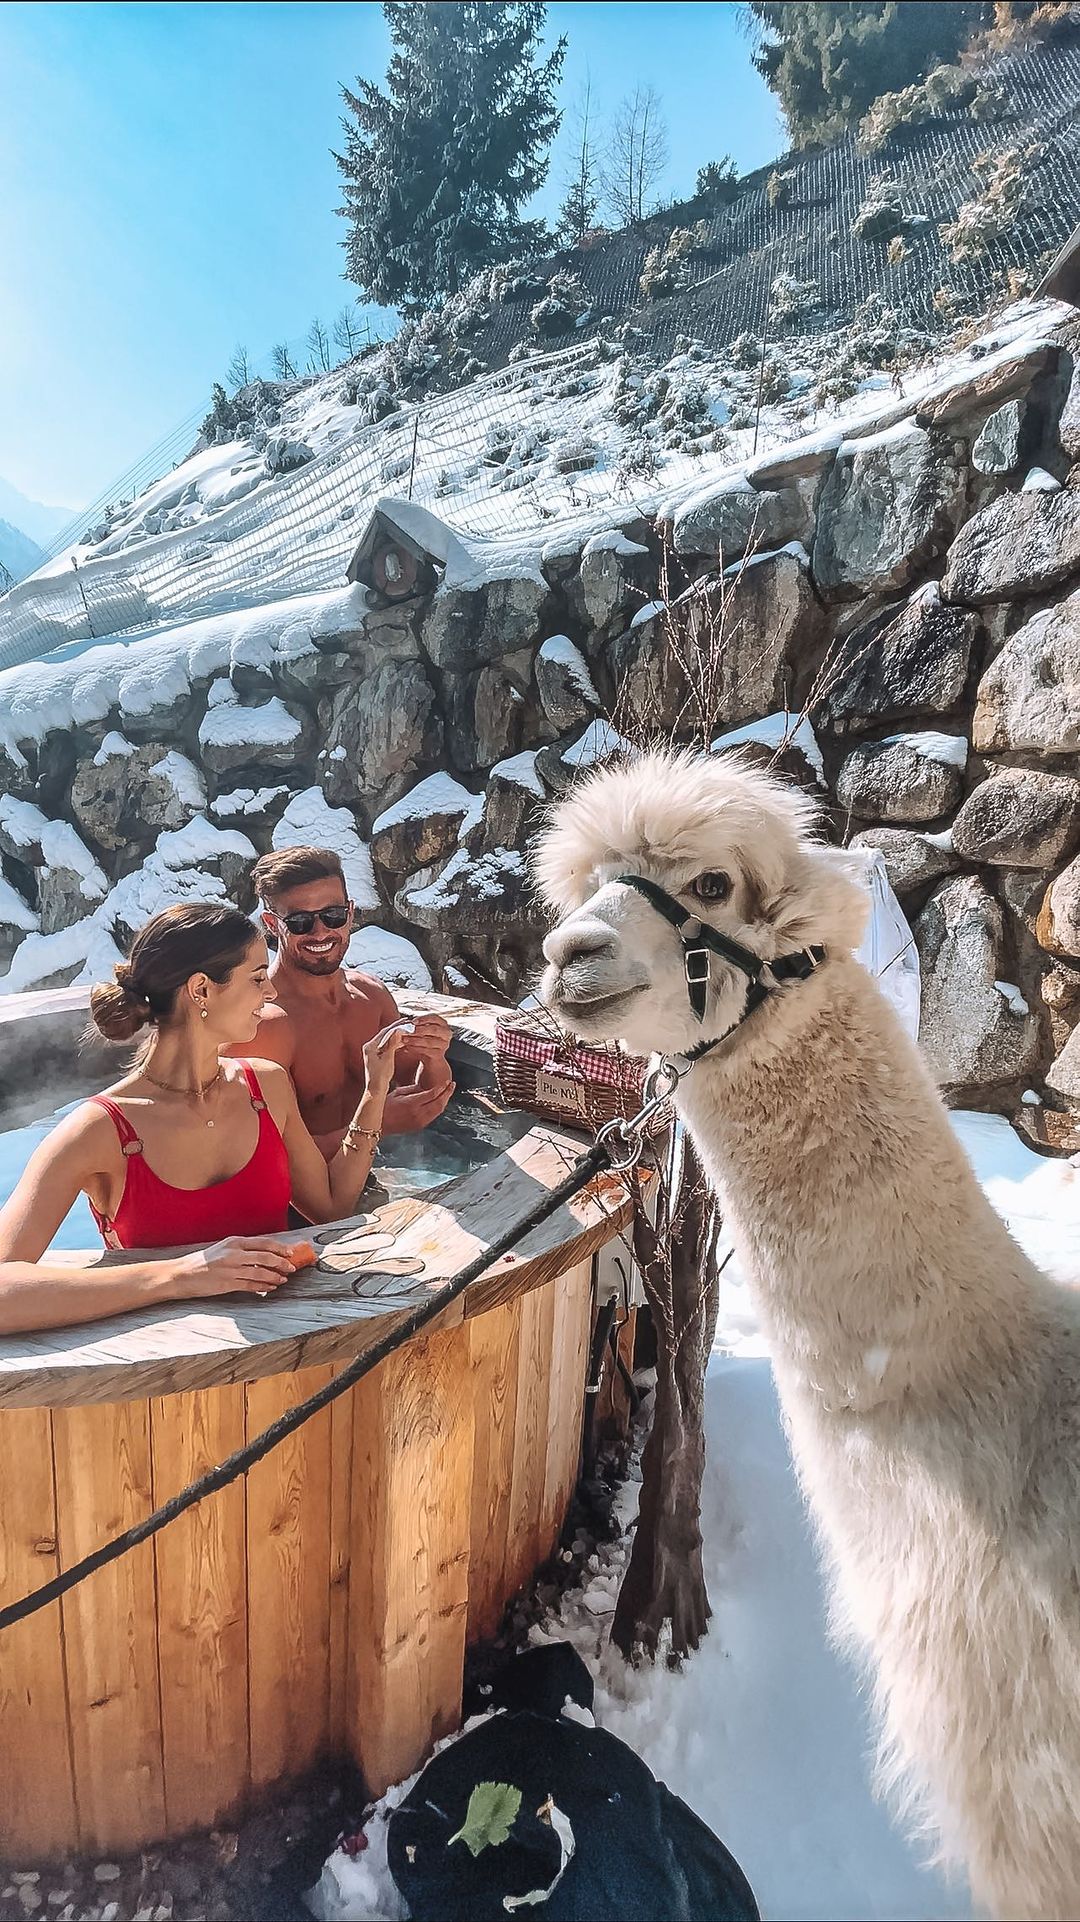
[614,873,826,1033]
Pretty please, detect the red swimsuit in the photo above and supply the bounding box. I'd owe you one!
[88,1062,291,1250]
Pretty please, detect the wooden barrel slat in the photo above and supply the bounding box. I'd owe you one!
[245,1367,334,1792]
[151,1384,249,1835]
[0,1406,77,1856]
[52,1400,166,1853]
[466,1297,523,1643]
[347,1323,475,1797]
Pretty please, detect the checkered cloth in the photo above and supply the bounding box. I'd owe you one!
[494,1014,646,1091]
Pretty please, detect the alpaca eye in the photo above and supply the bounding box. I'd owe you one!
[692,871,732,904]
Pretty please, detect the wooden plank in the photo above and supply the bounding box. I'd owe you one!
[0,1406,77,1857]
[245,1366,334,1793]
[0,1127,632,1409]
[150,1384,249,1835]
[347,1323,474,1797]
[328,1367,355,1756]
[505,1283,556,1601]
[542,1261,593,1553]
[52,1399,166,1853]
[466,1298,522,1643]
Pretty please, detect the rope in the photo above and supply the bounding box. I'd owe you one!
[0,1140,611,1633]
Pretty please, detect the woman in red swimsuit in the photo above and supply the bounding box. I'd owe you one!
[0,901,411,1335]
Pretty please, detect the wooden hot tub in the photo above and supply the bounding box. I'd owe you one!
[0,996,631,1859]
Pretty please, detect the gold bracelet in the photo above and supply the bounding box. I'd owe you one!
[342,1123,381,1154]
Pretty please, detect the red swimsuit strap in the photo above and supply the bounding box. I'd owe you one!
[88,1093,144,1153]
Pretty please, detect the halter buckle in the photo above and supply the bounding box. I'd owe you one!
[684,947,710,989]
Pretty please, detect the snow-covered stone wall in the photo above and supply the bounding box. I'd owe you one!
[2,302,1080,1139]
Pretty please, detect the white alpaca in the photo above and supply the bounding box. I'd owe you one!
[535,748,1080,1922]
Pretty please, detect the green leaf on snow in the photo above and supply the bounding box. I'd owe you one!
[448,1781,523,1858]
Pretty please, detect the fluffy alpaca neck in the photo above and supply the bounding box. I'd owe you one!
[676,955,1041,1414]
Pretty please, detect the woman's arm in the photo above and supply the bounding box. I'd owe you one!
[267,1024,412,1223]
[0,1110,296,1336]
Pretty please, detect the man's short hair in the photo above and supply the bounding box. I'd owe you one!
[252,845,347,906]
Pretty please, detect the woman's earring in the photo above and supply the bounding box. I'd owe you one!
[200,1006,208,1019]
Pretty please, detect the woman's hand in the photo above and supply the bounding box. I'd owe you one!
[169,1235,299,1300]
[361,1021,415,1100]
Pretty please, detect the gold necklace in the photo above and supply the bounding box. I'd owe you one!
[143,1063,224,1127]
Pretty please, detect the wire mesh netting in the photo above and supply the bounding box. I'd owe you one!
[1,37,1076,677]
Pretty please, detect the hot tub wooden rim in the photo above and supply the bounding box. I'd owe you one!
[0,1120,631,1408]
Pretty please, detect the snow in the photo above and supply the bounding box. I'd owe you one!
[153,815,256,870]
[149,750,206,812]
[0,797,108,898]
[561,721,632,769]
[403,845,526,913]
[198,679,302,750]
[272,788,379,911]
[345,926,432,992]
[1021,466,1062,493]
[711,711,826,785]
[210,784,290,818]
[882,730,969,770]
[92,730,135,766]
[488,749,545,798]
[581,527,649,559]
[371,773,476,835]
[993,980,1030,1017]
[0,873,38,933]
[537,634,599,705]
[0,584,365,758]
[1,915,124,992]
[630,598,665,629]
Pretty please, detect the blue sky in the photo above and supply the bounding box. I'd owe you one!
[0,1,782,515]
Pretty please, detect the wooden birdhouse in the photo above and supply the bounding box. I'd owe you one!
[346,506,441,607]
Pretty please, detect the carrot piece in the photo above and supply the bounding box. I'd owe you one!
[285,1240,317,1270]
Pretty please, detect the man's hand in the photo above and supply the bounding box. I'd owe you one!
[397,1012,453,1063]
[382,1075,455,1134]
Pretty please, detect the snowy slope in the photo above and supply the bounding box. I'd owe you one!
[2,293,1068,676]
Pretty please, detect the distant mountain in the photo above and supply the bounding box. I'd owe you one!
[0,518,45,583]
[0,474,73,550]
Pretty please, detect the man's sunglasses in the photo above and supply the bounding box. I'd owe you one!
[273,905,352,935]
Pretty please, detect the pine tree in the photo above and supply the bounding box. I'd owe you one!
[557,81,601,246]
[744,2,990,147]
[335,2,565,311]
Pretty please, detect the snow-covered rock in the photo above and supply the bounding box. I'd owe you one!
[71,742,208,852]
[534,634,599,734]
[370,773,476,875]
[345,926,432,992]
[272,788,379,916]
[824,584,976,733]
[943,484,1080,603]
[836,732,967,824]
[915,876,1039,1091]
[198,679,309,776]
[812,419,965,599]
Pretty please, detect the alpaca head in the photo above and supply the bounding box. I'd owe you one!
[535,749,869,1056]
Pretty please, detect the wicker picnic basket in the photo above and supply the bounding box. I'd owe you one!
[494,1009,666,1138]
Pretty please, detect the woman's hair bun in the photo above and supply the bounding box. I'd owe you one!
[89,965,154,1043]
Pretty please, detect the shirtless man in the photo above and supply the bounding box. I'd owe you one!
[231,846,454,1158]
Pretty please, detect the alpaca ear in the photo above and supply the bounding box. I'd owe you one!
[765,844,870,954]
